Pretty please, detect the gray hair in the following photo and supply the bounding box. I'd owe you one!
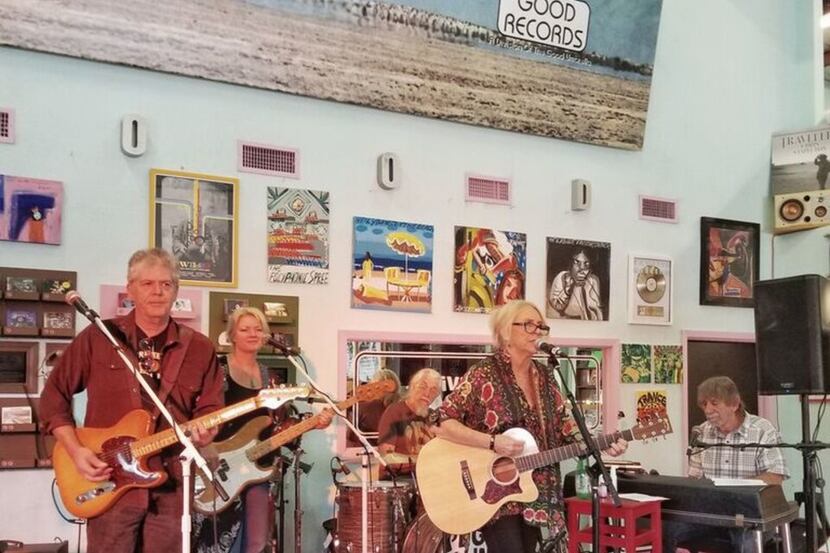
[127,248,180,288]
[406,368,442,397]
[697,376,746,416]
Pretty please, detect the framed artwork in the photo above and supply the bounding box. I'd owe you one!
[267,187,330,285]
[351,217,435,313]
[635,389,668,423]
[453,226,526,314]
[653,345,683,384]
[0,341,38,393]
[149,169,239,287]
[223,298,249,317]
[627,254,672,325]
[621,344,652,383]
[546,237,610,321]
[0,175,64,245]
[700,217,760,307]
[6,276,38,295]
[5,308,37,328]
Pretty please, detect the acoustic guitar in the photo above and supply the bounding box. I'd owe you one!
[52,386,309,518]
[416,417,673,535]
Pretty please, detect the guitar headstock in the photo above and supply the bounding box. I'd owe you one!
[631,416,673,441]
[256,385,311,409]
[354,380,396,402]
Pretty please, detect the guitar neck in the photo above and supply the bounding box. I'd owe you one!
[248,396,358,462]
[130,397,266,458]
[514,428,634,473]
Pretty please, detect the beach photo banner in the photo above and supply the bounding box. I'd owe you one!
[351,216,434,313]
[0,0,662,150]
[267,187,330,285]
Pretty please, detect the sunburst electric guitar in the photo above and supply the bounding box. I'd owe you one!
[52,386,310,519]
[192,379,396,514]
[417,417,673,535]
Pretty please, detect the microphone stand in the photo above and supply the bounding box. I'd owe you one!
[72,304,228,553]
[273,344,386,553]
[547,350,620,553]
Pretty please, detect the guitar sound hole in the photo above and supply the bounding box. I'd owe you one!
[491,456,517,484]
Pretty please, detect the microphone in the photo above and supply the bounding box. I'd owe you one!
[65,291,101,321]
[265,334,301,356]
[535,339,560,357]
[335,457,351,476]
[686,425,702,457]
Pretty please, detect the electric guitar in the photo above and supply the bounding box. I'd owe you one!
[52,386,310,519]
[192,380,395,514]
[417,417,673,535]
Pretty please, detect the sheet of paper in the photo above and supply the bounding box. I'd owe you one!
[618,493,669,502]
[711,478,766,486]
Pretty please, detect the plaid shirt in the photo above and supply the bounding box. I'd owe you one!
[688,413,789,480]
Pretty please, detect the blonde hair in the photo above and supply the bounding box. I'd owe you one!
[127,248,180,288]
[226,307,269,345]
[489,300,545,348]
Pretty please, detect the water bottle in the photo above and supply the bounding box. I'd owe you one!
[575,457,590,499]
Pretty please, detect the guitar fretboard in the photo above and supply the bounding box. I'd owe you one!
[514,428,635,473]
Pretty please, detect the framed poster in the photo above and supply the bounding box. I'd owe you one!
[149,169,239,287]
[546,237,610,321]
[266,187,330,285]
[628,254,672,325]
[699,217,760,307]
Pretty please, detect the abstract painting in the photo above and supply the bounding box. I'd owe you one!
[454,226,526,313]
[0,175,63,245]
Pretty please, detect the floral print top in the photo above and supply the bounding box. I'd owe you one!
[439,350,577,533]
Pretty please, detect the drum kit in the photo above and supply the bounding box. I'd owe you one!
[331,453,463,553]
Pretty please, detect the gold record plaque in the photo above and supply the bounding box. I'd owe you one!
[636,265,666,304]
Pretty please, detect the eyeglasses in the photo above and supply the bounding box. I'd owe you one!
[138,338,161,377]
[512,321,550,335]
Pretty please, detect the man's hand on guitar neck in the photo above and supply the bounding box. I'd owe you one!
[189,424,219,448]
[53,425,112,482]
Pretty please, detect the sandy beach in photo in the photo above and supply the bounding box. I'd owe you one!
[0,0,651,149]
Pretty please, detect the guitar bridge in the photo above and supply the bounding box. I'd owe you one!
[76,481,116,504]
[460,460,477,500]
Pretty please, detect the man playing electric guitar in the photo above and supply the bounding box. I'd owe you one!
[41,248,225,553]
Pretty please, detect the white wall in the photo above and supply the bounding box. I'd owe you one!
[0,1,816,550]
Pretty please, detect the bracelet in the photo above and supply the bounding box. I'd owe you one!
[489,434,496,451]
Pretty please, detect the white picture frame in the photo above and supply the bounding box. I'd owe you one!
[628,254,673,325]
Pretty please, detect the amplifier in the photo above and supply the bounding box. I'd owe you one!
[774,190,830,234]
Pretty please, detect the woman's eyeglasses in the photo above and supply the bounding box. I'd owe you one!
[512,321,550,335]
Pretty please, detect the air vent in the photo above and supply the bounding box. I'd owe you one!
[639,195,678,223]
[0,109,15,144]
[465,174,511,205]
[238,141,299,178]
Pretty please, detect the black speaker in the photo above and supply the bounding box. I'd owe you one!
[754,274,830,395]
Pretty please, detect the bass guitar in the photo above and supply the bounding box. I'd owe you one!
[53,385,310,518]
[193,379,395,513]
[417,417,673,535]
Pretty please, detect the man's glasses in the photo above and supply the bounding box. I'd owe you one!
[138,338,161,377]
[512,321,550,335]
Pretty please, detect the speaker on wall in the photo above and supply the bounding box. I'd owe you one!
[754,274,830,395]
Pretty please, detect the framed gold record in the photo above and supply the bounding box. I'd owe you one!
[628,254,673,325]
[636,265,666,304]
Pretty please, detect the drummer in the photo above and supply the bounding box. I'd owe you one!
[377,367,442,460]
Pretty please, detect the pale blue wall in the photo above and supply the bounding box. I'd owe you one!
[0,1,817,550]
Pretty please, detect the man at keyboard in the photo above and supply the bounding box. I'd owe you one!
[664,376,789,552]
